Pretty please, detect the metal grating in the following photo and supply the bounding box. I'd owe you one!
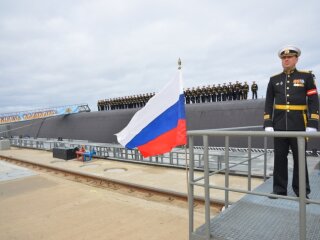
[195,170,320,240]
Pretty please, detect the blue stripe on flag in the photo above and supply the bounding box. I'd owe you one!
[125,94,185,149]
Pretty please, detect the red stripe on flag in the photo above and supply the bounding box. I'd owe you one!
[307,89,317,96]
[138,119,187,158]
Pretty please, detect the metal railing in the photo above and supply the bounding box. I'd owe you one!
[187,130,320,240]
[8,137,189,167]
[8,137,267,174]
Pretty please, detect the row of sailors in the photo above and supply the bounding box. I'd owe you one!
[185,81,258,103]
[98,93,155,111]
[97,81,258,111]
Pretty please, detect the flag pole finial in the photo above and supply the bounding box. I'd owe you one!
[178,58,182,70]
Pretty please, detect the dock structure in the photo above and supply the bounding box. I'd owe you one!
[1,130,320,239]
[0,147,264,240]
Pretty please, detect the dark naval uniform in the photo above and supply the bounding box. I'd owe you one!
[251,83,258,99]
[264,68,319,196]
[185,88,191,104]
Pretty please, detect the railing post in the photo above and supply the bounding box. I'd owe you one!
[263,136,268,181]
[203,135,211,239]
[225,136,229,208]
[248,136,252,191]
[176,153,179,165]
[297,136,306,240]
[113,147,119,158]
[188,136,195,239]
[125,148,128,160]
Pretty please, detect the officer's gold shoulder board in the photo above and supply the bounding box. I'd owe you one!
[303,70,317,86]
[298,70,312,73]
[270,72,282,78]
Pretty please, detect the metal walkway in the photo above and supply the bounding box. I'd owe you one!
[195,170,320,240]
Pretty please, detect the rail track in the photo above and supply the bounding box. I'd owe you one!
[0,155,224,213]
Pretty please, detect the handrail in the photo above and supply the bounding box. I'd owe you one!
[188,129,320,137]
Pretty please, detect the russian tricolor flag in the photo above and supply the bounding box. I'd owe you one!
[116,69,187,158]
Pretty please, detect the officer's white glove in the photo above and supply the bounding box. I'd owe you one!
[306,127,317,132]
[265,127,274,132]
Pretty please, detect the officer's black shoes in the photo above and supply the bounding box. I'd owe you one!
[295,194,310,204]
[268,192,287,199]
[268,192,310,203]
[294,192,310,199]
[292,193,310,204]
[268,195,277,199]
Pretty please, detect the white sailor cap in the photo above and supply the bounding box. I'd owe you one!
[278,45,301,58]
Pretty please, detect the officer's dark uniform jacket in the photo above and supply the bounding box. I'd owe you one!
[251,84,258,92]
[264,69,319,131]
[243,84,249,93]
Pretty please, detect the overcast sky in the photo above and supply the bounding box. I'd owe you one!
[1,0,319,113]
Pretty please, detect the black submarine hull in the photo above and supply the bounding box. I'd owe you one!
[2,98,320,150]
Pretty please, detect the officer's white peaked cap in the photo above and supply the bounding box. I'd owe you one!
[278,45,301,58]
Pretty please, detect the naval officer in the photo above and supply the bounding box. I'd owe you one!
[264,45,319,198]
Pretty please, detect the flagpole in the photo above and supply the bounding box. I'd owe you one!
[180,58,193,238]
[179,57,190,201]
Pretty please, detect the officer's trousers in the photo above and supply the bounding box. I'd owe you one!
[273,137,310,195]
[252,91,257,99]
